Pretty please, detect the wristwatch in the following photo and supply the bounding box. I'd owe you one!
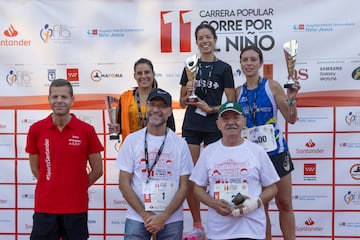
[286,98,297,106]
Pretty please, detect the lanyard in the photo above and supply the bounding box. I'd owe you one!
[243,77,261,126]
[144,128,168,183]
[198,61,214,97]
[135,88,147,128]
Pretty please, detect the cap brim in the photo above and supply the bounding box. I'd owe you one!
[218,109,243,117]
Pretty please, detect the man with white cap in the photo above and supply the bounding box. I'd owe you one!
[190,101,280,240]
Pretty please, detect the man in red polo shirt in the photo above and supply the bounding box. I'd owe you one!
[26,78,103,240]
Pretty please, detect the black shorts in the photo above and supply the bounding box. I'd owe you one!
[182,129,222,146]
[270,151,294,178]
[30,212,89,240]
[229,238,256,240]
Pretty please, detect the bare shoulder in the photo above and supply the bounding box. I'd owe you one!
[268,78,282,88]
[268,79,284,94]
[267,79,287,107]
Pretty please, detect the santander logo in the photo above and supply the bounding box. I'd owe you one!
[296,216,324,232]
[296,139,324,154]
[305,217,315,226]
[305,139,316,148]
[3,24,18,37]
[1,24,31,46]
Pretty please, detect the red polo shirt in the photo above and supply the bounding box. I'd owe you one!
[26,114,103,213]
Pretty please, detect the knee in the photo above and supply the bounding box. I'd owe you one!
[276,198,293,212]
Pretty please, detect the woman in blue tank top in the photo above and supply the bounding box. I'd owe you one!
[236,45,300,240]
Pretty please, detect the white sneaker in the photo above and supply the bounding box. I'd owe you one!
[183,227,206,240]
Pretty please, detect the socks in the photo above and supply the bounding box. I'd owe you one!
[193,222,203,229]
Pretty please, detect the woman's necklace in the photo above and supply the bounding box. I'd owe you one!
[198,56,217,97]
[135,88,147,128]
[244,76,261,126]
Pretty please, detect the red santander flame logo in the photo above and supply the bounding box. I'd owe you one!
[305,217,315,226]
[4,24,18,37]
[305,139,316,148]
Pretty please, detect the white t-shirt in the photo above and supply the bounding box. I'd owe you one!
[116,127,193,224]
[190,139,280,240]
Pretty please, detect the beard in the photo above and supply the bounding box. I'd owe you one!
[147,114,166,127]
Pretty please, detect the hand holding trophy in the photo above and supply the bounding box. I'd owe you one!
[185,54,199,103]
[283,40,298,88]
[105,96,120,140]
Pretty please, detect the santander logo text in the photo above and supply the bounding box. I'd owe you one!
[296,139,324,154]
[296,217,324,232]
[160,10,192,53]
[1,24,31,47]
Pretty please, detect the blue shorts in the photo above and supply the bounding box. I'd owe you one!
[182,129,221,146]
[30,212,88,240]
[124,218,183,240]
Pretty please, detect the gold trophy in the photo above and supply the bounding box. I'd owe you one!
[105,96,119,140]
[185,54,199,103]
[283,40,298,88]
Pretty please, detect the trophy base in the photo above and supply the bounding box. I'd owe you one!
[110,134,119,140]
[187,95,199,103]
[284,82,296,89]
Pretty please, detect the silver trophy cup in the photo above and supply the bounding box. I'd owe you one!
[283,40,298,88]
[105,96,119,140]
[185,54,199,103]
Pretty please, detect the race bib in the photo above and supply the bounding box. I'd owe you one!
[143,180,176,211]
[242,124,277,152]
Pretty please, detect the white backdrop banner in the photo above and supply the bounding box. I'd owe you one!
[1,0,360,239]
